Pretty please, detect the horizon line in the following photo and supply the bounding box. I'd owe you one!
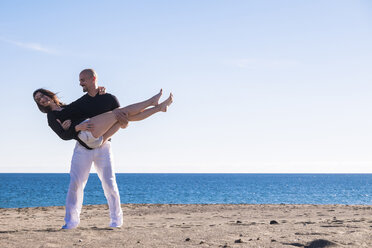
[1,172,371,174]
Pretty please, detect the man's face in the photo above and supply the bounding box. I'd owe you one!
[79,73,94,92]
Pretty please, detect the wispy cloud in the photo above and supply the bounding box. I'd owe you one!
[0,37,58,55]
[225,58,300,70]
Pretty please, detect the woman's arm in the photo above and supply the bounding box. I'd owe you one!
[47,112,76,141]
[57,119,71,130]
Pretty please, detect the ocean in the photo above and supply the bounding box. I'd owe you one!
[0,173,371,208]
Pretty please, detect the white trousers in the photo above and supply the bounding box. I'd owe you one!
[64,141,123,227]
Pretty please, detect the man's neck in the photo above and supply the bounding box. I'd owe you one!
[87,87,99,97]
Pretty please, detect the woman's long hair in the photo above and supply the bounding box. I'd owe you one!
[33,88,65,113]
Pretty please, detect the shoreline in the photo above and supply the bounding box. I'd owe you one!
[2,203,372,210]
[1,204,371,247]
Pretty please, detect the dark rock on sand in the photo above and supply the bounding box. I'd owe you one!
[305,239,338,248]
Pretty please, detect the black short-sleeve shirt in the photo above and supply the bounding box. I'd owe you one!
[57,92,120,122]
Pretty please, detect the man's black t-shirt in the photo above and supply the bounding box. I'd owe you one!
[57,92,120,122]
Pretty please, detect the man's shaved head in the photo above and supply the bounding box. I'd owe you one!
[80,69,97,80]
[79,69,98,94]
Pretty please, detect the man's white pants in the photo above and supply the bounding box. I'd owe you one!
[64,141,123,227]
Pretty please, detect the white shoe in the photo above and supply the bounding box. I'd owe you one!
[62,223,78,229]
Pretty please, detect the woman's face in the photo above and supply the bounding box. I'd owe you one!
[34,92,52,107]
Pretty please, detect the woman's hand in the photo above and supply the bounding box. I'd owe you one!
[98,86,106,95]
[75,121,95,132]
[57,119,71,130]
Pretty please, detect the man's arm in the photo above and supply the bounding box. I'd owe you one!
[113,109,129,128]
[110,94,129,128]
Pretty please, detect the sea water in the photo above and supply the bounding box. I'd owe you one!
[1,173,371,208]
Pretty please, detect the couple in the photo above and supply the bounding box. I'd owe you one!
[33,69,173,229]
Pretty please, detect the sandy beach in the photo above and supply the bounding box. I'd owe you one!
[0,204,371,247]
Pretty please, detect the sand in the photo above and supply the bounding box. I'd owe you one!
[0,204,371,247]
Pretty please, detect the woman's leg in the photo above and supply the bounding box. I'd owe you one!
[88,106,158,139]
[100,107,166,143]
[88,111,119,138]
[97,107,160,144]
[102,123,121,144]
[100,107,161,143]
[92,93,173,141]
[120,89,162,116]
[128,93,173,121]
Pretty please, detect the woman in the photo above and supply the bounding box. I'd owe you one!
[33,88,173,149]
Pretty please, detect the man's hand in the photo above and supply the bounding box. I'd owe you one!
[113,109,129,128]
[57,119,72,131]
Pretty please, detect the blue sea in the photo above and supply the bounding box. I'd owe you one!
[0,173,371,208]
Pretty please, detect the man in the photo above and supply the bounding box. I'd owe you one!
[59,69,128,229]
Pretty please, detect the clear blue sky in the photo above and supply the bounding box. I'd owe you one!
[1,0,371,173]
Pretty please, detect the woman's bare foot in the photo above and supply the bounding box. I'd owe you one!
[159,93,173,112]
[150,89,163,106]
